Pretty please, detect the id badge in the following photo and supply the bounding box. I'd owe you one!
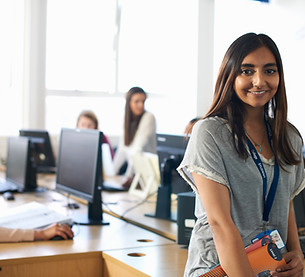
[251,229,285,250]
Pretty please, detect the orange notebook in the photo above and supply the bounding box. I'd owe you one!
[199,241,286,277]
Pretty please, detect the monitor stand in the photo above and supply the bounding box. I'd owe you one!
[145,157,178,222]
[71,214,109,225]
[72,200,109,226]
[145,186,177,222]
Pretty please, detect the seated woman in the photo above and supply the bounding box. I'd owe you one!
[0,223,73,242]
[76,110,114,159]
[113,87,157,187]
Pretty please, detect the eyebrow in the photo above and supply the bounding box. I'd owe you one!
[241,63,278,68]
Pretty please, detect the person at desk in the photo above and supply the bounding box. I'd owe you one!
[76,110,114,159]
[178,33,305,276]
[113,87,157,187]
[0,223,73,242]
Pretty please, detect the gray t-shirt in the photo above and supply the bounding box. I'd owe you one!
[177,117,305,277]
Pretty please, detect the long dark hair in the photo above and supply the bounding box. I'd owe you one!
[205,33,301,167]
[124,87,147,146]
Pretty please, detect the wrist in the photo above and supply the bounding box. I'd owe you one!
[297,249,304,260]
[34,230,44,241]
[291,246,304,257]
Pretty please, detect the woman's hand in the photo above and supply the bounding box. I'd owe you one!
[34,223,74,241]
[273,250,304,277]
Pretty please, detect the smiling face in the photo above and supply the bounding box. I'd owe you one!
[233,46,279,110]
[129,93,146,116]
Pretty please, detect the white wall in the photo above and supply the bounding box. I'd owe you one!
[276,0,305,138]
[22,0,47,129]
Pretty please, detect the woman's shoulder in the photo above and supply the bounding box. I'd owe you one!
[287,122,303,146]
[141,111,156,122]
[142,111,155,118]
[193,116,229,134]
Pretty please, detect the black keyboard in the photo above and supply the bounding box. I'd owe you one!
[102,181,128,192]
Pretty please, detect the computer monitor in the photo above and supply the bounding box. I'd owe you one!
[146,133,191,221]
[6,136,37,191]
[55,128,109,225]
[19,129,56,173]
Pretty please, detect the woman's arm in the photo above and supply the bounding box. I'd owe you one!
[193,172,254,277]
[0,223,73,242]
[113,137,128,174]
[0,227,34,242]
[275,200,304,276]
[131,112,156,153]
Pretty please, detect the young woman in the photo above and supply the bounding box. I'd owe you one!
[113,87,157,184]
[178,33,305,276]
[76,110,114,159]
[0,223,73,242]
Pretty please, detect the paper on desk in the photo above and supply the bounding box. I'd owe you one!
[0,201,73,229]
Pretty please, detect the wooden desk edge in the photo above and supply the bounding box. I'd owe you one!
[0,251,102,266]
[104,209,176,241]
[102,252,150,277]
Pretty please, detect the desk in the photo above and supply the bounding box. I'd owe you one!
[35,174,305,276]
[37,174,179,241]
[102,244,188,277]
[0,182,187,277]
[102,190,178,241]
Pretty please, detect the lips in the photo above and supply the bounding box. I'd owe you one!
[248,90,267,95]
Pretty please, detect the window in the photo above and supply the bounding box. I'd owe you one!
[118,0,198,95]
[45,0,198,136]
[46,0,116,91]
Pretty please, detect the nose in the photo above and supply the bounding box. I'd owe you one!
[252,71,266,88]
[138,101,145,110]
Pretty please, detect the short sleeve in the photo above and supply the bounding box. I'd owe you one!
[289,128,305,198]
[177,118,230,194]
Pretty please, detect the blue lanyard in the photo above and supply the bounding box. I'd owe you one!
[246,121,279,222]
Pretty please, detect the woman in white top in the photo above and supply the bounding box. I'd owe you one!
[113,87,157,185]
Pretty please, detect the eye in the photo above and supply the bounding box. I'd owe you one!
[265,68,277,75]
[240,68,254,75]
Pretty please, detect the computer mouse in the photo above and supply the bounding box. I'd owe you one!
[50,223,74,240]
[67,203,80,209]
[3,192,15,200]
[50,235,73,241]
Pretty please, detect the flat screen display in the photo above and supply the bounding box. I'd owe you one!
[6,137,30,188]
[56,128,108,225]
[19,129,56,173]
[5,136,37,191]
[156,133,190,194]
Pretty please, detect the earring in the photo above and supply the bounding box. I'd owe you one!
[268,97,275,118]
